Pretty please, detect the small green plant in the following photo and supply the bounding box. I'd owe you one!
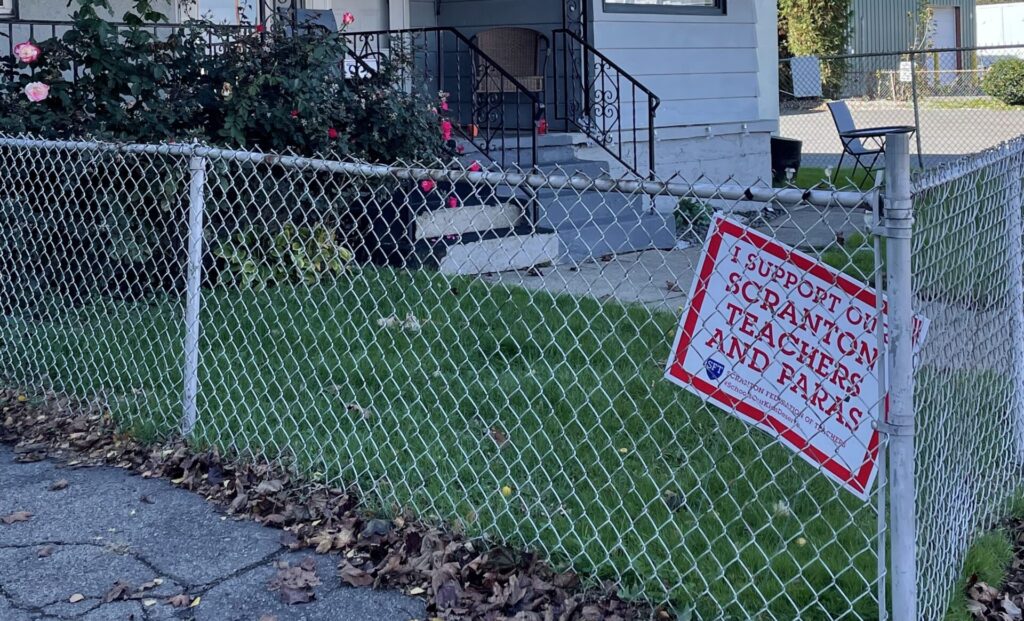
[675,198,714,242]
[982,58,1024,106]
[214,222,353,290]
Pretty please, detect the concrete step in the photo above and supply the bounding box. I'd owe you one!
[455,132,591,167]
[415,203,521,239]
[533,160,639,229]
[437,231,559,275]
[556,212,677,263]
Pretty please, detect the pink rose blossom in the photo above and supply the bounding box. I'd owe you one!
[468,161,482,172]
[447,196,458,208]
[441,100,449,111]
[440,119,452,142]
[290,109,299,118]
[456,144,465,154]
[420,180,436,193]
[14,42,41,64]
[255,24,266,33]
[342,12,355,26]
[24,82,49,103]
[328,127,339,139]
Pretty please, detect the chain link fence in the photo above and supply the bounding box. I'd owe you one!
[780,45,1024,173]
[911,134,1024,620]
[1,131,1023,620]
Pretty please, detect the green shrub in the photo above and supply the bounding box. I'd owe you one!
[983,58,1024,106]
[0,0,447,312]
[674,198,714,242]
[214,222,353,290]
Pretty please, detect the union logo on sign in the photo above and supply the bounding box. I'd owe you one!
[704,358,725,380]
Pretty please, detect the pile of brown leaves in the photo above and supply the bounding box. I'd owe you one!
[964,517,1024,621]
[1,391,666,621]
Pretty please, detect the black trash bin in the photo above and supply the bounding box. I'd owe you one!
[771,137,803,184]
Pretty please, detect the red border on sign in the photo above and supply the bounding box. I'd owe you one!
[666,217,881,495]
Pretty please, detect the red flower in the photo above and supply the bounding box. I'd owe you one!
[256,24,265,33]
[441,120,453,142]
[456,145,466,154]
[290,109,299,118]
[468,161,482,172]
[420,180,436,193]
[328,127,339,139]
[448,196,459,209]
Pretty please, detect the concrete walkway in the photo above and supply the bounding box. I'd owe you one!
[0,445,425,621]
[493,206,867,312]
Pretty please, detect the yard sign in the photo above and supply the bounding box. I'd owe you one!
[664,215,928,501]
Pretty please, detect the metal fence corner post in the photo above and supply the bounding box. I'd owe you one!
[181,153,208,437]
[884,131,917,621]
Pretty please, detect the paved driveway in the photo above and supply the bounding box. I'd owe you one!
[780,105,1024,168]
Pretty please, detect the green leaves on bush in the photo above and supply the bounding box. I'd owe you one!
[778,0,853,98]
[983,58,1024,107]
[214,223,354,290]
[0,0,445,162]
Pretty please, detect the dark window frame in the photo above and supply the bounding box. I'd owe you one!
[0,0,18,20]
[603,0,726,16]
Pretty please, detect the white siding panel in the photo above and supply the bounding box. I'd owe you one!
[599,48,758,75]
[592,21,754,49]
[589,0,774,129]
[410,0,437,28]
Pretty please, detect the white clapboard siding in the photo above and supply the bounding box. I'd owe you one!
[590,0,773,131]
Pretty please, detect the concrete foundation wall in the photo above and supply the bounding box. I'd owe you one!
[581,130,773,187]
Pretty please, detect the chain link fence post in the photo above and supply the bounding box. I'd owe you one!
[181,152,208,436]
[884,131,917,621]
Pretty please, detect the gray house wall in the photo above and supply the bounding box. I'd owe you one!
[850,0,977,54]
[17,0,175,21]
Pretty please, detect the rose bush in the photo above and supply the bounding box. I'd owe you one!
[0,0,454,312]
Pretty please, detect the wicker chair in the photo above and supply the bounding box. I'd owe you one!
[471,27,549,96]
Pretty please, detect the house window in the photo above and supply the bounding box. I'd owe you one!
[604,0,726,15]
[0,0,17,20]
[184,0,260,24]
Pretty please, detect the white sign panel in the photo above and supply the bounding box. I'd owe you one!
[899,61,913,82]
[664,215,928,500]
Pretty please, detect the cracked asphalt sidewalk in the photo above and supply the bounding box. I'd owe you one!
[0,444,427,621]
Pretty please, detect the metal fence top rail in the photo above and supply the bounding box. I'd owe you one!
[0,136,876,210]
[912,134,1024,195]
[802,43,1024,63]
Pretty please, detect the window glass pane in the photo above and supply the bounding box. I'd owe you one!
[195,0,259,24]
[609,0,716,6]
[0,0,16,18]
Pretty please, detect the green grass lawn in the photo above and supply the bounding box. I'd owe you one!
[3,267,882,620]
[923,97,1024,111]
[782,167,877,190]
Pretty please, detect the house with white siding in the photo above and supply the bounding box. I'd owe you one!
[4,0,779,264]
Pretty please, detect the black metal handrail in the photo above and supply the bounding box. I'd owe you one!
[340,27,542,173]
[552,28,660,178]
[0,19,256,63]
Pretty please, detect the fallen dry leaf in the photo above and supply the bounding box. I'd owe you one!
[69,593,86,603]
[166,594,191,608]
[37,545,55,558]
[258,616,280,621]
[339,562,374,587]
[665,280,683,292]
[48,478,69,491]
[489,427,508,447]
[102,580,133,603]
[268,558,320,605]
[1,511,32,525]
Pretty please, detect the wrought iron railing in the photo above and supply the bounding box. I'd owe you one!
[552,28,660,178]
[0,19,255,74]
[341,27,543,172]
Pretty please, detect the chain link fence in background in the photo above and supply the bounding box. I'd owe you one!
[1,131,1023,620]
[780,45,1024,172]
